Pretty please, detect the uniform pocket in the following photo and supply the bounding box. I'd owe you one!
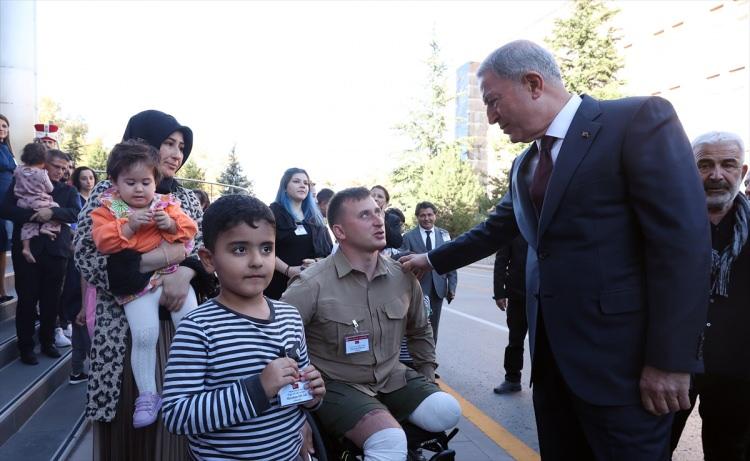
[377,299,408,354]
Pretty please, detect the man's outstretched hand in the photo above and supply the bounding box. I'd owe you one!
[398,253,432,280]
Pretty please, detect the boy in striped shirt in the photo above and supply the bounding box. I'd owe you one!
[162,194,325,460]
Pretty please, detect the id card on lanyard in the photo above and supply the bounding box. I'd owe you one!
[344,319,370,354]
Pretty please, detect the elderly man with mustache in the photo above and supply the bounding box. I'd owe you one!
[670,131,750,461]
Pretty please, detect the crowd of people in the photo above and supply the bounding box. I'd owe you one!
[0,37,747,461]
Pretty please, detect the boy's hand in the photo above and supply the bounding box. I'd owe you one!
[260,357,299,399]
[301,364,326,408]
[75,307,86,326]
[128,209,153,233]
[153,210,176,233]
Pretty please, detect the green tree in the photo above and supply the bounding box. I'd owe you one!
[37,97,92,162]
[411,147,486,237]
[390,39,485,236]
[80,138,109,173]
[217,146,253,196]
[179,159,207,191]
[394,40,452,158]
[477,135,529,213]
[545,0,624,99]
[62,118,88,162]
[38,97,62,126]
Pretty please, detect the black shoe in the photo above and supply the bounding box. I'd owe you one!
[69,372,89,385]
[0,295,14,304]
[20,350,39,365]
[493,380,522,394]
[41,345,61,358]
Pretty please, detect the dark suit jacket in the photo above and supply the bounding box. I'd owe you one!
[429,95,711,406]
[493,235,527,300]
[0,178,81,259]
[401,226,457,299]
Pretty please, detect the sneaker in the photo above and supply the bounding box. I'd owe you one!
[493,380,522,395]
[63,324,73,338]
[133,392,163,428]
[69,372,89,385]
[54,327,72,347]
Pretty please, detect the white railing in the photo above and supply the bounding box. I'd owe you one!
[93,171,251,201]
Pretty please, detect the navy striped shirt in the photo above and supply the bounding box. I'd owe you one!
[162,298,309,460]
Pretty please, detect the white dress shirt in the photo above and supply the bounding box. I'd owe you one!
[523,94,583,185]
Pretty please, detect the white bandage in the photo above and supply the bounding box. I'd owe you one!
[408,391,461,433]
[362,427,407,461]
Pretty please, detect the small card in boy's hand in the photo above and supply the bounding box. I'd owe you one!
[278,380,314,407]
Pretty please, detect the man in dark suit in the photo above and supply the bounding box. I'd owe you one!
[0,148,81,365]
[401,40,711,459]
[400,201,457,344]
[492,235,528,395]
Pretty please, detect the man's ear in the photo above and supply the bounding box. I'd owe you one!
[742,164,748,180]
[332,223,345,242]
[523,72,544,99]
[198,247,215,273]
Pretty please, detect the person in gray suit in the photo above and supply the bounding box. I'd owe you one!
[400,201,457,344]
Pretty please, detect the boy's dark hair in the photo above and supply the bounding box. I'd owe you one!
[327,187,372,228]
[202,194,276,251]
[316,188,334,204]
[415,201,438,216]
[106,139,162,182]
[20,142,48,165]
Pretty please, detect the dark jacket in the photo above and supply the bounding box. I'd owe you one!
[0,177,81,259]
[266,202,333,299]
[703,211,750,380]
[429,95,711,406]
[493,236,527,300]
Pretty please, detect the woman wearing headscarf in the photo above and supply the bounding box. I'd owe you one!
[75,110,210,460]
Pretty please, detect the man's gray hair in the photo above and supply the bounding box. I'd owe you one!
[477,40,563,83]
[692,131,745,156]
[46,149,70,163]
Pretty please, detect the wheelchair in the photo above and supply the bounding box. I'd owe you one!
[306,296,458,460]
[305,410,458,461]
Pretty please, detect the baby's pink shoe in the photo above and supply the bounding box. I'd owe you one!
[133,392,162,428]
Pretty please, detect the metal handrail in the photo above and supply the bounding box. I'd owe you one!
[92,170,251,200]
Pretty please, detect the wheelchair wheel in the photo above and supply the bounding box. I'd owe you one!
[304,410,329,461]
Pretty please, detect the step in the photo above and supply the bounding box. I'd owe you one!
[64,420,93,461]
[0,288,17,324]
[0,266,17,324]
[0,347,73,446]
[0,380,88,461]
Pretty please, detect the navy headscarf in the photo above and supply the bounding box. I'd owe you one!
[122,110,193,193]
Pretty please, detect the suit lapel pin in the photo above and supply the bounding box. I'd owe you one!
[581,131,590,138]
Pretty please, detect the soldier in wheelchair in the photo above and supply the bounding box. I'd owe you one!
[282,188,461,461]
